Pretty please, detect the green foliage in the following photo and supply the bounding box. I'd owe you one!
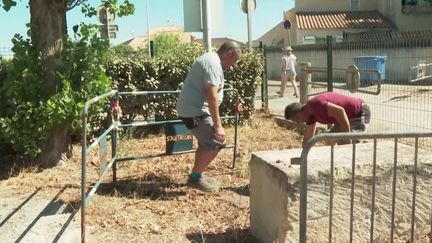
[0,24,111,156]
[106,44,263,129]
[109,44,136,57]
[222,48,263,122]
[81,0,135,18]
[1,0,17,11]
[152,33,184,57]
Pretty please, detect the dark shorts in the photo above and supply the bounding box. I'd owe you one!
[180,115,225,150]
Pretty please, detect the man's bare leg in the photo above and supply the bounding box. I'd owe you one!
[191,147,219,173]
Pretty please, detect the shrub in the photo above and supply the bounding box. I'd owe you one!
[105,43,263,127]
[0,25,111,157]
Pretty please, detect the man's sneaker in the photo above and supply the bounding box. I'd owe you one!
[187,175,219,192]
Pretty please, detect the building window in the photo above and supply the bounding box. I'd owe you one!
[315,36,326,44]
[402,0,432,14]
[303,35,343,44]
[334,36,344,43]
[303,36,315,44]
[351,0,360,10]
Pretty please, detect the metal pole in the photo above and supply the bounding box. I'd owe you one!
[326,35,333,92]
[246,1,252,50]
[202,0,212,52]
[105,7,110,45]
[262,44,268,111]
[146,0,151,57]
[81,113,87,243]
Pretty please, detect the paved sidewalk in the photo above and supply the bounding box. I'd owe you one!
[255,80,300,116]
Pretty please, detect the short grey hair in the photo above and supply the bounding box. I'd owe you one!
[217,41,241,55]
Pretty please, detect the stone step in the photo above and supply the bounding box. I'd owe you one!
[0,192,82,242]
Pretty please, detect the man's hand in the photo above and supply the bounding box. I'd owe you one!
[214,126,226,143]
[111,100,122,118]
[235,99,244,115]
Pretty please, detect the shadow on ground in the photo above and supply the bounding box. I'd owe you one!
[186,228,259,243]
[95,174,187,200]
[0,185,80,242]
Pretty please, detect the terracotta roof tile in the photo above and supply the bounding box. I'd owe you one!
[343,29,432,42]
[296,11,394,30]
[400,29,432,38]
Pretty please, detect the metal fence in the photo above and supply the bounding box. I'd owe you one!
[80,89,240,242]
[263,37,432,147]
[298,131,432,243]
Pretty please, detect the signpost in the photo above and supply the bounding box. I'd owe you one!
[240,0,256,50]
[283,19,292,45]
[97,6,118,43]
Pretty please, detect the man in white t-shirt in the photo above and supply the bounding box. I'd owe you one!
[176,41,241,192]
[278,46,299,98]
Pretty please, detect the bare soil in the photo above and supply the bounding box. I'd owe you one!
[0,111,302,242]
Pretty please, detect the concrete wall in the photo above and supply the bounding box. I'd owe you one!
[393,1,432,30]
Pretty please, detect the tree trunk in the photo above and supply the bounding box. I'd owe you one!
[29,0,71,168]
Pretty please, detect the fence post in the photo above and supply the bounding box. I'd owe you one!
[299,62,311,105]
[326,35,333,92]
[261,43,269,111]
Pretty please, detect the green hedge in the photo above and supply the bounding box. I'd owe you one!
[105,43,263,125]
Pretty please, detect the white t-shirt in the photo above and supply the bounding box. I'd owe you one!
[281,54,297,75]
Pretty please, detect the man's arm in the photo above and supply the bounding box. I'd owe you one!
[326,102,351,144]
[302,123,316,147]
[326,102,350,132]
[205,84,225,143]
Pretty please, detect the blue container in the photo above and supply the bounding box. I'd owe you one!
[354,56,386,85]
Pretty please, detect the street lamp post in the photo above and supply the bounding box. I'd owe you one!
[240,0,256,50]
[146,0,151,57]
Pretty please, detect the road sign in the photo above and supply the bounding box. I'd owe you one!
[240,0,256,13]
[97,6,115,25]
[283,20,292,30]
[99,24,118,39]
[99,25,119,33]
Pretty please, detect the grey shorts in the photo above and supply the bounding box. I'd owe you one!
[181,115,225,150]
[282,69,296,78]
[330,103,371,132]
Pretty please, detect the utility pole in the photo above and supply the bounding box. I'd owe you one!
[240,0,256,50]
[202,0,212,52]
[146,0,151,57]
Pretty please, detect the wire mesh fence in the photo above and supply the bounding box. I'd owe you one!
[264,36,432,148]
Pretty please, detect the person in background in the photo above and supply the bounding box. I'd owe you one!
[176,41,241,192]
[278,46,299,98]
[284,92,371,147]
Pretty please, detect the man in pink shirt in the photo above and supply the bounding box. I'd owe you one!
[284,92,370,146]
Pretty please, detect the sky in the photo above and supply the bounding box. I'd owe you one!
[0,0,294,47]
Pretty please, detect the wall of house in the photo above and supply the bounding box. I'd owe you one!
[392,1,432,30]
[255,20,285,47]
[294,0,378,12]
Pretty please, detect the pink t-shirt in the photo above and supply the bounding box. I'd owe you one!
[305,92,363,125]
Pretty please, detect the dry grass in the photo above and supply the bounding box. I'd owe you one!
[0,111,302,242]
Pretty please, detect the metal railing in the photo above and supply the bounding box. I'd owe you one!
[298,131,432,243]
[299,64,382,101]
[80,89,240,242]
